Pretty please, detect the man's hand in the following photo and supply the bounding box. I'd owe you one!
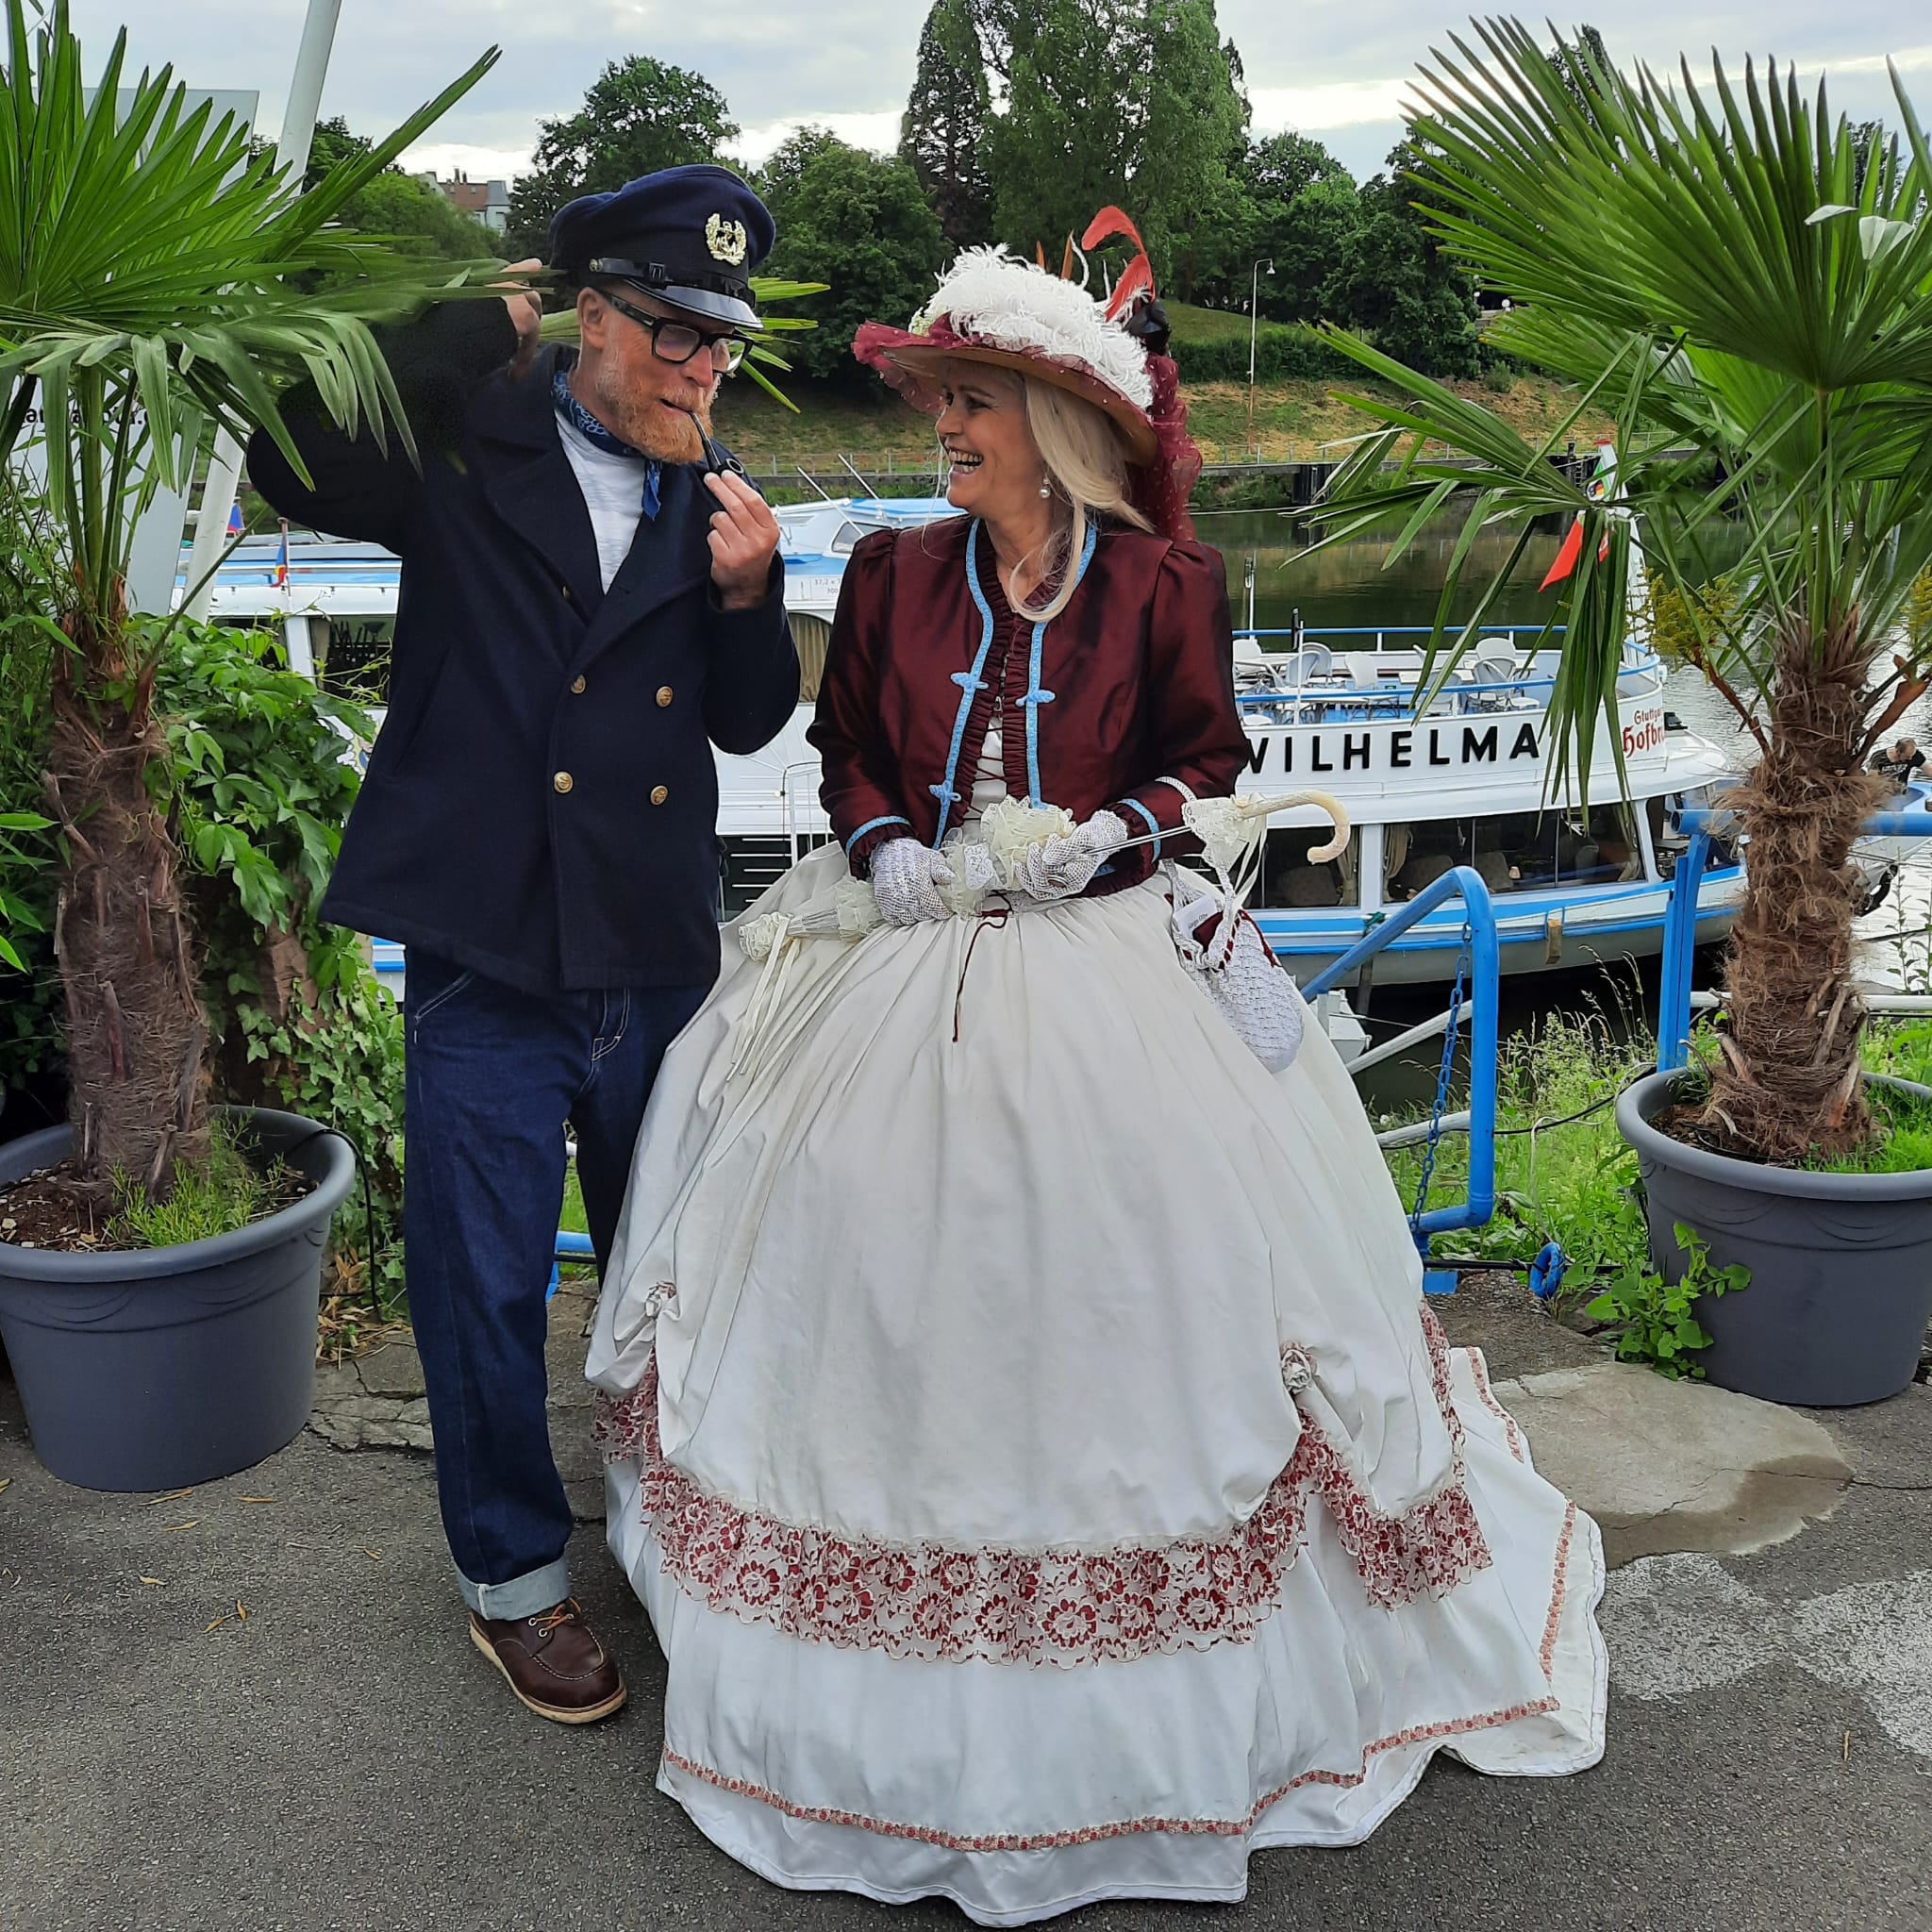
[706,469,780,610]
[496,258,543,375]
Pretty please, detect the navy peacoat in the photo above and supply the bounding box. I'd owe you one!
[247,303,799,995]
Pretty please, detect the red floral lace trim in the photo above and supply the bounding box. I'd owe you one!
[592,1304,1493,1665]
[1466,1347,1526,1465]
[661,1689,1563,1852]
[1541,1504,1578,1675]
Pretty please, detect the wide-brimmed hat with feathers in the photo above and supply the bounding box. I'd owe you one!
[853,210,1203,538]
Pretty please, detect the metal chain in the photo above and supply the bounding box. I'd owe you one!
[1409,924,1471,1232]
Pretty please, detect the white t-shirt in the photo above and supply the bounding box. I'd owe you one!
[556,412,653,591]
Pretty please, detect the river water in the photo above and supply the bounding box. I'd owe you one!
[1197,511,1932,1094]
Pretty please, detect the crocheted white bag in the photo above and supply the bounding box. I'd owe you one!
[1168,869,1304,1073]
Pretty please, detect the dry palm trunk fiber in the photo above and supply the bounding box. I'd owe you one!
[1707,622,1884,1163]
[44,625,209,1203]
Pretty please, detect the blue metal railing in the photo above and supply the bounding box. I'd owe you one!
[1659,804,1932,1069]
[1305,866,1502,1288]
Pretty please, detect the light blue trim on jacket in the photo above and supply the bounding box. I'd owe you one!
[933,521,999,844]
[844,813,910,858]
[1120,795,1162,858]
[1017,522,1099,805]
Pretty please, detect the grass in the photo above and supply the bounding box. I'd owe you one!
[708,359,1616,483]
[1377,996,1656,1287]
[1374,1010,1932,1284]
[113,1118,290,1248]
[560,1166,589,1237]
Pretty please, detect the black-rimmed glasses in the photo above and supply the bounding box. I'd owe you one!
[600,289,747,372]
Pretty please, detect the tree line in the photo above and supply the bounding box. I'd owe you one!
[322,6,1634,386]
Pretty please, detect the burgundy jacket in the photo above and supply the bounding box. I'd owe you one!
[809,517,1245,891]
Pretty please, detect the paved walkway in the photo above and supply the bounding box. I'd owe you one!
[5,1278,1929,1932]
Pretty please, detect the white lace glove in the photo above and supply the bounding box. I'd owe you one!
[1012,809,1129,902]
[869,837,955,924]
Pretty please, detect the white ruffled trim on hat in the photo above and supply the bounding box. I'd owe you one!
[911,246,1153,412]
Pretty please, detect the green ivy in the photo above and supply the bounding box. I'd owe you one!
[228,972,405,1308]
[150,618,405,1308]
[1583,1222,1750,1380]
[154,618,372,971]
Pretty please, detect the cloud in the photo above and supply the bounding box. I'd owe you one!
[63,0,1932,194]
[1248,79,1422,133]
[727,111,905,169]
[399,142,532,184]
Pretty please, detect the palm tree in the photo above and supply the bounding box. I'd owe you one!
[1313,18,1932,1165]
[1,0,498,1198]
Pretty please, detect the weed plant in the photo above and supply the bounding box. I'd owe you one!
[112,1117,289,1248]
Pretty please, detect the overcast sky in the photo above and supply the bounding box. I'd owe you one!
[71,1,1932,188]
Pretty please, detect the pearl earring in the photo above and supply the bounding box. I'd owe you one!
[1039,476,1052,500]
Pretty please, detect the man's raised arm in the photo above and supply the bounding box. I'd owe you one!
[247,264,542,552]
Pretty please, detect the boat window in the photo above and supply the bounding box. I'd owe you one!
[828,519,900,556]
[1655,784,1740,872]
[1259,826,1359,909]
[1384,806,1643,900]
[314,614,395,706]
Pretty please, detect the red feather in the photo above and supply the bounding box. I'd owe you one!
[1081,205,1158,320]
[1081,206,1146,257]
[1107,257,1154,321]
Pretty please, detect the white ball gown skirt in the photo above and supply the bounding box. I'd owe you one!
[588,844,1606,1924]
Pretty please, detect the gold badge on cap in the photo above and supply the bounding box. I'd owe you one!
[706,213,749,266]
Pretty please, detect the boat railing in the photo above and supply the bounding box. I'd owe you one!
[1234,622,1561,653]
[1232,625,1663,722]
[1302,867,1500,1284]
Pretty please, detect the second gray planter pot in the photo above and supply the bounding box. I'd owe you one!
[1617,1070,1932,1407]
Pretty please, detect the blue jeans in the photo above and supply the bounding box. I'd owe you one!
[402,952,708,1618]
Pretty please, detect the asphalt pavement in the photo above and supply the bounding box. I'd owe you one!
[4,1280,1929,1932]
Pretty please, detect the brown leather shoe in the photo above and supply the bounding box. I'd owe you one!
[468,1599,627,1724]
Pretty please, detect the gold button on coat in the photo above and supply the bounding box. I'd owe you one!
[656,686,674,708]
[570,675,587,694]
[650,785,669,807]
[552,772,574,794]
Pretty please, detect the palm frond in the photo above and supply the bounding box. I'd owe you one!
[1307,17,1932,803]
[0,0,500,622]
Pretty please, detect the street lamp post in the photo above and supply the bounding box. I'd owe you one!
[1246,258,1274,463]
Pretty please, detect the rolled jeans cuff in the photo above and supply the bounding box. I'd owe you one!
[457,1553,571,1621]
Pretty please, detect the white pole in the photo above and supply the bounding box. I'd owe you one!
[1246,258,1271,462]
[182,0,342,621]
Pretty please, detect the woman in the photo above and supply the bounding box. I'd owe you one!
[588,242,1606,1922]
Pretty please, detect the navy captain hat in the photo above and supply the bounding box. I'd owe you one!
[549,163,774,332]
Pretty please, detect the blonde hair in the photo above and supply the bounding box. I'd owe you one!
[948,361,1150,621]
[1023,378,1151,619]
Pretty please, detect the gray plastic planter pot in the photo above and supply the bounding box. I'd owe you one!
[1617,1070,1932,1407]
[0,1108,355,1491]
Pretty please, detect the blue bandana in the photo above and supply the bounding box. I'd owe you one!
[553,365,661,521]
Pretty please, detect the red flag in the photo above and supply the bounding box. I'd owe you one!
[1540,518,1584,591]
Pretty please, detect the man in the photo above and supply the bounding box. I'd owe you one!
[248,166,798,1723]
[1871,738,1927,791]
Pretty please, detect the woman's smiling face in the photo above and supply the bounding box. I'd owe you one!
[935,363,1042,524]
